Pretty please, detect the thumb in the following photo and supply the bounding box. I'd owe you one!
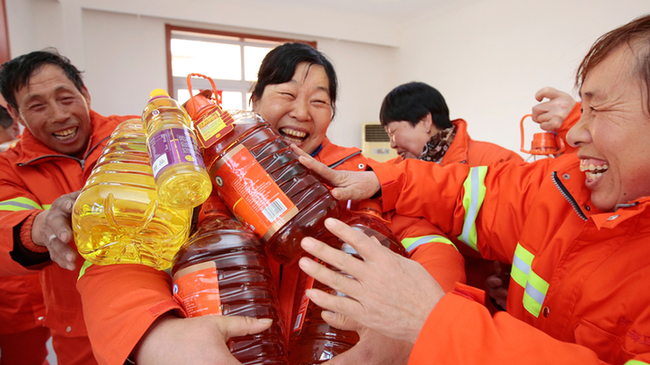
[219,316,273,341]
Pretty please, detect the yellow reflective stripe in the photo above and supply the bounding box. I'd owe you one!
[511,243,534,288]
[511,243,549,318]
[522,269,549,318]
[625,360,650,365]
[401,235,458,253]
[78,260,93,280]
[457,166,487,251]
[0,197,43,211]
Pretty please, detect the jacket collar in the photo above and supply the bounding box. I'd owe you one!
[12,110,112,165]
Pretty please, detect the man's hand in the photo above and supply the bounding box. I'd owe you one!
[531,87,577,132]
[132,314,273,365]
[324,328,412,365]
[32,191,80,270]
[290,144,381,201]
[298,218,445,343]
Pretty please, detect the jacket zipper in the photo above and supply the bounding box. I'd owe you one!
[552,171,588,221]
[16,135,110,170]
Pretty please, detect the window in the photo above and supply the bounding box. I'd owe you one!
[166,25,316,111]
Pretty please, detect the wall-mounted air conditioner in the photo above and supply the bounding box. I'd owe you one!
[362,123,398,162]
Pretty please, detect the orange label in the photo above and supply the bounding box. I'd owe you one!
[193,108,235,148]
[293,274,315,333]
[210,144,299,241]
[172,261,222,317]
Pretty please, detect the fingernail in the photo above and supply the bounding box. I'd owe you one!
[60,231,69,242]
[258,318,272,324]
[304,289,313,298]
[301,238,314,250]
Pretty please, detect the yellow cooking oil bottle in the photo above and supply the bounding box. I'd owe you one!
[72,118,192,270]
[141,88,211,209]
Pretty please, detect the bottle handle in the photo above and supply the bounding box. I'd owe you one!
[186,73,221,109]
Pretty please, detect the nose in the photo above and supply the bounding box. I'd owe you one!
[49,100,71,122]
[289,98,311,122]
[389,134,397,149]
[566,114,592,148]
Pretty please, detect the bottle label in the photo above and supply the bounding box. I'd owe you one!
[210,144,299,241]
[292,273,315,333]
[148,127,206,179]
[193,108,235,149]
[172,261,223,317]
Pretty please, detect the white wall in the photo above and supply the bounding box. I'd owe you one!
[5,0,398,150]
[398,0,650,155]
[4,0,650,154]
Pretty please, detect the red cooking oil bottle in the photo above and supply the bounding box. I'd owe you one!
[183,74,342,264]
[171,194,287,364]
[288,200,407,364]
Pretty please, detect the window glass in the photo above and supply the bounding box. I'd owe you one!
[244,46,273,81]
[171,39,241,80]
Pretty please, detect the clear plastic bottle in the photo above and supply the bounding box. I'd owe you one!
[72,119,192,270]
[172,194,287,364]
[185,91,342,265]
[288,200,407,364]
[141,89,211,209]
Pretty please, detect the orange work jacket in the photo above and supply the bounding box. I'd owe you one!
[0,111,133,343]
[370,152,650,364]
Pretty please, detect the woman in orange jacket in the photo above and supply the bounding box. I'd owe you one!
[296,14,650,365]
[378,81,523,302]
[76,42,463,365]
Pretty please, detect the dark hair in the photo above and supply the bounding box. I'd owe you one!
[576,14,650,113]
[250,42,338,118]
[379,81,452,130]
[0,48,85,110]
[0,105,12,129]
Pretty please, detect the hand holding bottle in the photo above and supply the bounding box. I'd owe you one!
[131,314,273,365]
[298,218,444,344]
[32,191,80,271]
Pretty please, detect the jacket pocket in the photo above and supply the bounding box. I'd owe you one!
[574,319,635,364]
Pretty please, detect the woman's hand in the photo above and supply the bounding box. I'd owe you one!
[298,218,445,343]
[291,144,381,201]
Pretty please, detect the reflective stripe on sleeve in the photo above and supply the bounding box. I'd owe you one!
[0,197,43,211]
[401,235,458,254]
[625,360,650,365]
[457,166,488,251]
[78,260,93,280]
[511,243,549,318]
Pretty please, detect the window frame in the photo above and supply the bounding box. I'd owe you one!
[165,24,316,110]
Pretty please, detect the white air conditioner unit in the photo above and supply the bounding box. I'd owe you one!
[362,122,398,162]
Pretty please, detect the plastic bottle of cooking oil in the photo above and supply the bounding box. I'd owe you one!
[288,200,407,364]
[184,88,342,265]
[72,119,192,270]
[141,89,211,209]
[172,194,287,364]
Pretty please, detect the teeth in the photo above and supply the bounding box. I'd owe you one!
[53,127,76,139]
[579,161,609,172]
[280,128,307,139]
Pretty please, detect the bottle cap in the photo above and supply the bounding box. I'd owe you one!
[183,89,216,120]
[149,88,170,99]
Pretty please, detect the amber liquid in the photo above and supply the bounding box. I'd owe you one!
[289,208,407,364]
[202,111,342,264]
[172,201,287,365]
[72,119,191,270]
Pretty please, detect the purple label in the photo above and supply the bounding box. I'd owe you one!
[147,127,206,179]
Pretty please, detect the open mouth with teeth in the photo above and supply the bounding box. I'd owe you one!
[279,127,308,145]
[580,159,609,182]
[53,127,78,141]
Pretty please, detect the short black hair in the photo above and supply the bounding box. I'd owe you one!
[0,105,12,129]
[250,42,338,118]
[379,81,452,130]
[0,48,85,110]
